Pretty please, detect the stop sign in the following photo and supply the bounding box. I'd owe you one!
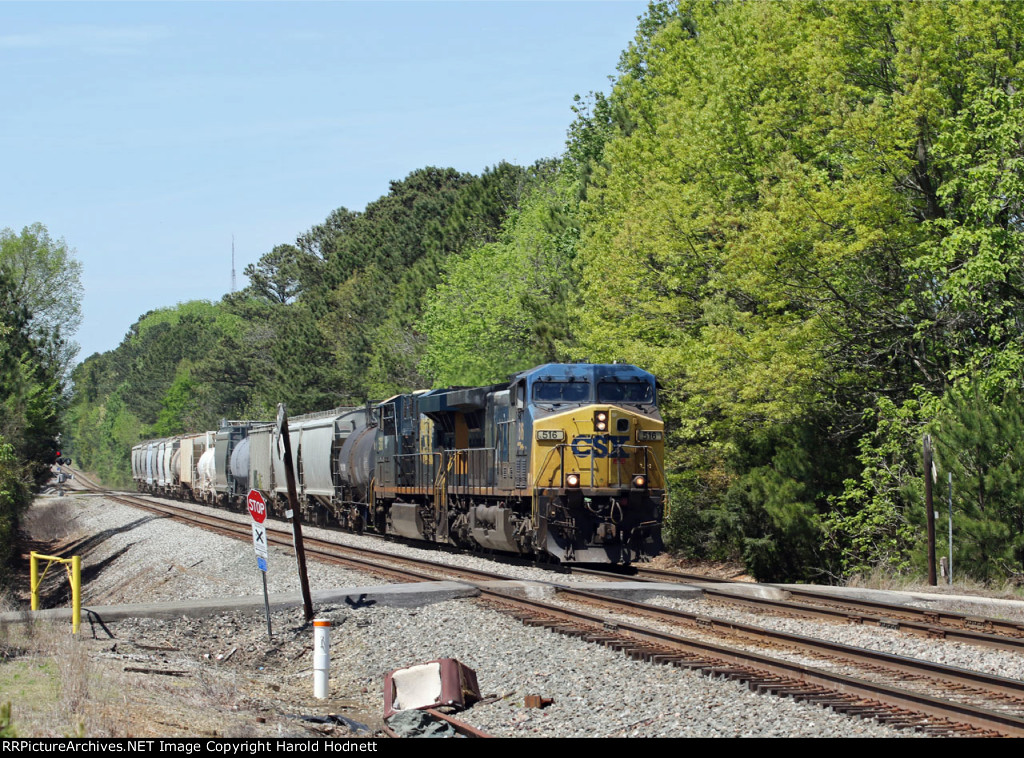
[247,489,267,524]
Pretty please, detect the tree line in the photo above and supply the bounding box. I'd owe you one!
[66,1,1024,584]
[0,223,81,579]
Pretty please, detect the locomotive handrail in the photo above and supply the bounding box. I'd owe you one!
[389,451,442,489]
[536,444,563,489]
[615,444,666,489]
[384,448,499,492]
[445,447,498,491]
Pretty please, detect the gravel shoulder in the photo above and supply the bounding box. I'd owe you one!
[7,490,1017,738]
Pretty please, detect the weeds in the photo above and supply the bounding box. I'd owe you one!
[846,566,1024,600]
[0,617,110,736]
[1,701,15,736]
[0,587,30,663]
[23,500,72,544]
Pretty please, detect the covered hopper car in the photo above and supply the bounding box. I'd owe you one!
[131,363,666,564]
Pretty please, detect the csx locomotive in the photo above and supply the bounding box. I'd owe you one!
[131,363,665,564]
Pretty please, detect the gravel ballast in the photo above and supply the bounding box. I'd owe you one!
[23,491,1022,737]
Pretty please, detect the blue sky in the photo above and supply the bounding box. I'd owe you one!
[0,0,650,361]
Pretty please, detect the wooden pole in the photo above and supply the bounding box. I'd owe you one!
[278,404,314,622]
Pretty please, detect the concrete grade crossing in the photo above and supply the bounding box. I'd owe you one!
[0,581,701,627]
[8,576,1024,628]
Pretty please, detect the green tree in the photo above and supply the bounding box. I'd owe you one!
[0,434,31,574]
[0,223,83,372]
[0,225,77,578]
[572,0,1024,579]
[68,299,263,484]
[243,244,319,305]
[823,399,923,577]
[421,165,578,386]
[0,267,63,486]
[931,382,1024,582]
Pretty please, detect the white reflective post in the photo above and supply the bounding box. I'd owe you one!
[313,618,331,698]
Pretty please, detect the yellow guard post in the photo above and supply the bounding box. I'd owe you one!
[29,552,81,634]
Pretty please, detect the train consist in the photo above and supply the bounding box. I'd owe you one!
[130,363,666,564]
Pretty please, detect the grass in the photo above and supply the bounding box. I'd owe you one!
[0,580,123,737]
[844,566,1024,600]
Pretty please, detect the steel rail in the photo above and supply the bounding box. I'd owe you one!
[575,565,1024,653]
[478,587,1024,737]
[554,587,1024,702]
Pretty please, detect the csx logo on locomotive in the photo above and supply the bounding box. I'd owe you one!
[571,434,630,458]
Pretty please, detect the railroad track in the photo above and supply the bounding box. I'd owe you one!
[64,481,1024,737]
[574,565,1024,653]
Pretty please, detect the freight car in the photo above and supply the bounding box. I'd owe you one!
[130,363,666,564]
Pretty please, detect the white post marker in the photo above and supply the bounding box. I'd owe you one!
[247,489,272,639]
[313,618,331,698]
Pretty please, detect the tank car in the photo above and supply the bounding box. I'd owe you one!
[215,421,256,505]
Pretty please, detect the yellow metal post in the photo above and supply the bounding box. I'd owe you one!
[28,551,82,634]
[30,552,38,611]
[70,555,81,635]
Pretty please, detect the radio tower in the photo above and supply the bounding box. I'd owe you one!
[231,235,236,293]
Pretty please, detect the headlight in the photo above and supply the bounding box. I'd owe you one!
[632,474,647,489]
[566,473,581,488]
[594,410,608,432]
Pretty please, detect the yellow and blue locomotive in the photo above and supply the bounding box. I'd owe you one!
[131,363,666,564]
[369,363,665,564]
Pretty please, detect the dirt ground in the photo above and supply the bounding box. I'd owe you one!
[1,499,381,739]
[647,553,754,581]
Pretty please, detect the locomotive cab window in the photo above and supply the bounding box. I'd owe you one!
[597,380,655,404]
[379,403,397,436]
[532,380,591,403]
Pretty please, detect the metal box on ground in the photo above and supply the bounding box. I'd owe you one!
[383,658,480,719]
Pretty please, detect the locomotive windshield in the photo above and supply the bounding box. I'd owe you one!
[532,380,591,402]
[597,379,655,404]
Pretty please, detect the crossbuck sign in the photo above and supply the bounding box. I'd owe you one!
[248,489,269,572]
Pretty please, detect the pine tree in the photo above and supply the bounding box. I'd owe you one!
[932,382,1024,581]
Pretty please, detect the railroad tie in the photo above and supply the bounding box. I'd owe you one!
[650,654,685,665]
